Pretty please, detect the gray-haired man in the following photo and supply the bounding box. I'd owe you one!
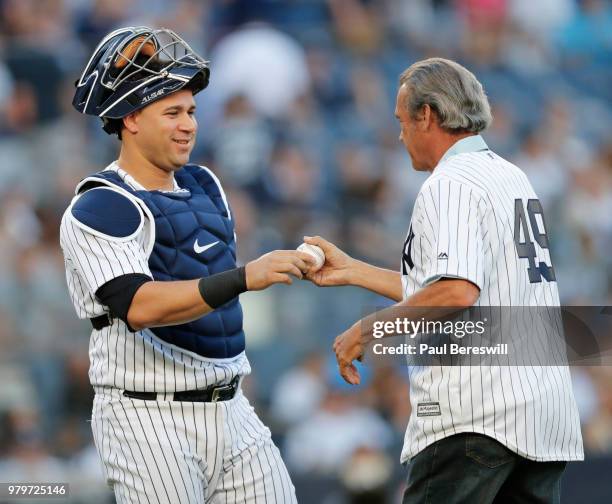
[305,58,583,503]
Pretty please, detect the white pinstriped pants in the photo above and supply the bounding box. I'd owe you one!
[91,389,297,503]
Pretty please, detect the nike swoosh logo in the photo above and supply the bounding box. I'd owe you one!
[194,240,219,254]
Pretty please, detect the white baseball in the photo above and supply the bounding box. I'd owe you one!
[297,243,325,272]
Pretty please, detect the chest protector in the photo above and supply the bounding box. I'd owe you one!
[78,165,245,359]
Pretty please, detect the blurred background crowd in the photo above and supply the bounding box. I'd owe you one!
[0,0,611,502]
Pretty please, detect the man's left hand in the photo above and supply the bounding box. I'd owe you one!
[333,323,364,385]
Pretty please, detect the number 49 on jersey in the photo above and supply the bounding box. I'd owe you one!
[514,198,556,284]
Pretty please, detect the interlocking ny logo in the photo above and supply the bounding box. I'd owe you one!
[402,225,415,274]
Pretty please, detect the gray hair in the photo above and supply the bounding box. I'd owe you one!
[399,58,492,133]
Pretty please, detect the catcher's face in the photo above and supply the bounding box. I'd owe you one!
[128,89,198,172]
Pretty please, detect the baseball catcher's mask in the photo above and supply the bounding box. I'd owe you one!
[72,26,209,133]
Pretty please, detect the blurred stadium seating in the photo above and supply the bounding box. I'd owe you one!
[0,0,610,502]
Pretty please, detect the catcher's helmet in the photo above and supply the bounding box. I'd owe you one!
[73,27,210,133]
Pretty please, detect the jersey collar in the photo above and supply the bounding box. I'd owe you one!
[440,134,489,163]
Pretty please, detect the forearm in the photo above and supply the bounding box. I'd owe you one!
[348,260,403,301]
[359,279,480,343]
[127,279,213,330]
[401,279,477,307]
[126,249,305,330]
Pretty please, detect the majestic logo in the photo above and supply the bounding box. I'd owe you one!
[193,239,219,254]
[437,252,448,260]
[141,88,165,104]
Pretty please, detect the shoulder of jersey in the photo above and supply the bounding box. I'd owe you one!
[70,187,144,241]
[425,160,488,196]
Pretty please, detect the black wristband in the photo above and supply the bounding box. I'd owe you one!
[198,267,247,308]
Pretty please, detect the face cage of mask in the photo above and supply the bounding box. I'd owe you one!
[99,28,208,92]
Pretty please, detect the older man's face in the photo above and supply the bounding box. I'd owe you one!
[395,85,429,171]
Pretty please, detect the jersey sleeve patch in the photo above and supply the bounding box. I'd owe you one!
[71,187,143,238]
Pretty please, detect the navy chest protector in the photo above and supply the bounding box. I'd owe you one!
[79,165,245,359]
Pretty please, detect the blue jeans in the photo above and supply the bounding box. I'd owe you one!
[403,433,567,503]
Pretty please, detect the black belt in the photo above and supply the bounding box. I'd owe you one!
[91,313,112,330]
[122,376,241,403]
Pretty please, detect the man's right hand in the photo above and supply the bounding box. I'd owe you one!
[302,235,356,287]
[245,250,314,291]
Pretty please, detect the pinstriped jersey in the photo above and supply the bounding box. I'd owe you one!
[400,135,583,462]
[60,162,250,392]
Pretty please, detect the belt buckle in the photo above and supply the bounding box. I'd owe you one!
[211,383,233,402]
